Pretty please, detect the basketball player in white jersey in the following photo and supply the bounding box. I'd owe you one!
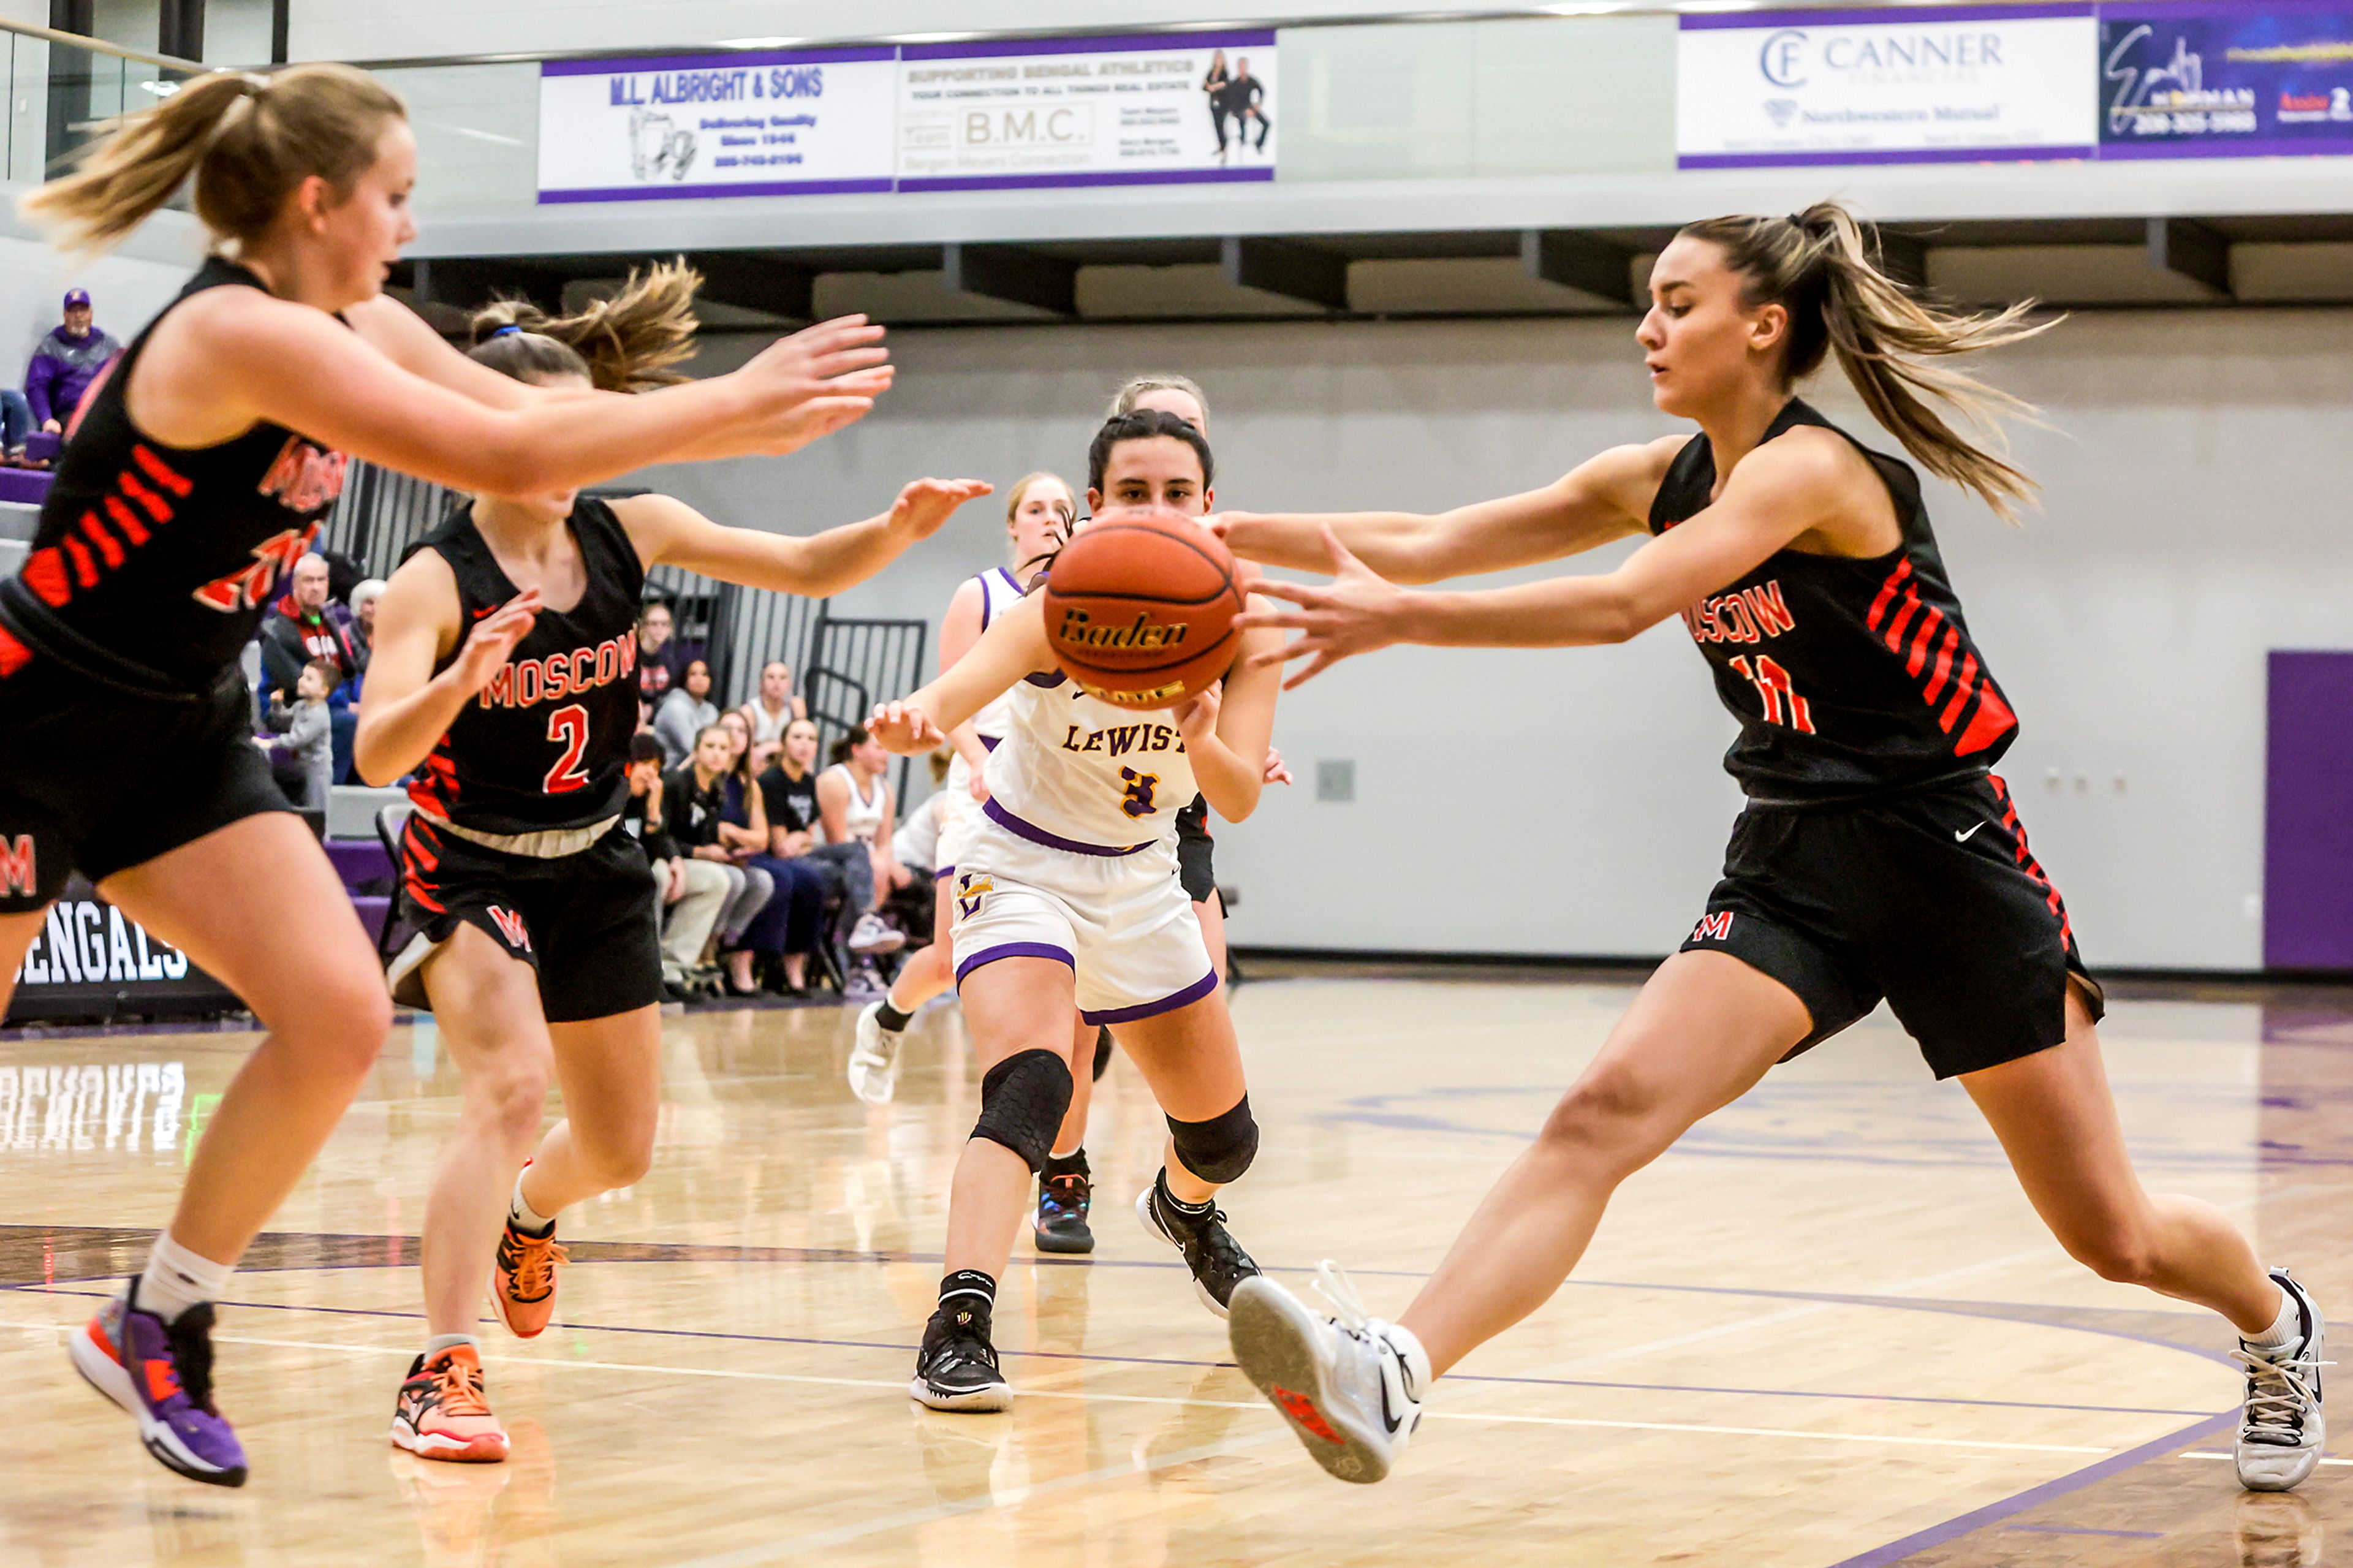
[849,472,1076,1100]
[868,411,1284,1411]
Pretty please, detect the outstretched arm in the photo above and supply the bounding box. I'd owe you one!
[869,594,1053,753]
[1212,438,1678,585]
[354,552,542,786]
[1242,434,1845,687]
[1176,610,1285,822]
[616,479,991,599]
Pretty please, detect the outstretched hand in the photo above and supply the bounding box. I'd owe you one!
[889,477,995,540]
[868,699,947,756]
[449,589,540,697]
[1233,524,1414,689]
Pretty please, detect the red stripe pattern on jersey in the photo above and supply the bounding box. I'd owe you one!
[1865,559,2017,759]
[1988,773,2073,946]
[401,814,447,914]
[18,444,192,617]
[407,737,463,820]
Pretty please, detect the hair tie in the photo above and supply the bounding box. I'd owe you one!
[489,324,523,338]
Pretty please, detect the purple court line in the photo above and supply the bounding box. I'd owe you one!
[1824,1411,2238,1567]
[2006,1524,2167,1538]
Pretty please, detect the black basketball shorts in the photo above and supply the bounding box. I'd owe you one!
[0,656,290,913]
[1679,773,2103,1080]
[387,814,662,1024]
[1175,797,1216,905]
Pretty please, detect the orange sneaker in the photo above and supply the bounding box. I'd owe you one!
[492,1220,566,1339]
[390,1344,509,1463]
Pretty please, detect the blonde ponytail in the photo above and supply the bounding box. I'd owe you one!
[1680,202,2055,521]
[468,260,700,393]
[22,62,404,256]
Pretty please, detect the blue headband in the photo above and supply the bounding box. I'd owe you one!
[489,324,523,339]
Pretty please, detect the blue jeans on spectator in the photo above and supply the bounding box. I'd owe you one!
[737,855,829,956]
[0,390,31,453]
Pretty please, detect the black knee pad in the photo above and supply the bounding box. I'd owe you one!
[1167,1095,1257,1186]
[972,1048,1074,1173]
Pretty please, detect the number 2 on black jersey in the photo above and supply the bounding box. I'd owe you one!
[544,703,591,793]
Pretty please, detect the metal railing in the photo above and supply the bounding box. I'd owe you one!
[0,21,206,185]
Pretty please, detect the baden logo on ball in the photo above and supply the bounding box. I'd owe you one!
[1042,510,1245,712]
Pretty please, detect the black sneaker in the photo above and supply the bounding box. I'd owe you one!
[910,1308,1010,1412]
[1135,1175,1260,1319]
[1034,1161,1095,1255]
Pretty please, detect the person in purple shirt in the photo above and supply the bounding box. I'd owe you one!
[26,287,123,434]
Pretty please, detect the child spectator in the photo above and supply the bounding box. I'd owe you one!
[259,657,337,810]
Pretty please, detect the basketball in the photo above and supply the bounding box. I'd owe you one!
[1041,509,1246,710]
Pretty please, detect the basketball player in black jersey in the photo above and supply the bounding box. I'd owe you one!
[355,269,987,1462]
[0,66,889,1488]
[1213,202,2322,1494]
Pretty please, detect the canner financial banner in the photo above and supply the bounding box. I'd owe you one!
[537,47,899,203]
[2102,3,2353,157]
[1677,5,2099,168]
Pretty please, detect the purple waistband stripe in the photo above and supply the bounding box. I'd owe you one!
[983,798,1151,858]
[1081,969,1221,1026]
[955,941,1075,986]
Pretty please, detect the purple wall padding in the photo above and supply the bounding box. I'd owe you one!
[2265,651,2353,969]
[0,467,54,505]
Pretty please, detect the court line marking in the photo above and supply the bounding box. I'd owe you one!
[0,1319,2116,1456]
[2178,1450,2353,1466]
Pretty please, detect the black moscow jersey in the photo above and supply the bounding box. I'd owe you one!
[1650,399,2017,803]
[0,257,349,689]
[407,497,645,837]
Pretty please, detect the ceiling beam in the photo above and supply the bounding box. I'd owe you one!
[1223,236,1349,311]
[1520,230,1636,307]
[2147,217,2232,298]
[942,243,1078,316]
[683,252,815,322]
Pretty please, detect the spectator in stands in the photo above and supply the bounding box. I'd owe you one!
[758,716,903,982]
[621,732,729,999]
[636,599,680,703]
[819,733,910,993]
[260,553,359,700]
[708,710,805,994]
[652,654,719,765]
[257,657,336,811]
[25,287,119,435]
[739,661,807,773]
[881,749,952,945]
[663,722,773,981]
[346,578,387,678]
[0,387,31,461]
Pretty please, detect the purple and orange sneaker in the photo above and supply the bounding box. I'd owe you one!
[69,1284,248,1487]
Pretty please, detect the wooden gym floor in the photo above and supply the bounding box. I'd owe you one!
[1,964,2347,1567]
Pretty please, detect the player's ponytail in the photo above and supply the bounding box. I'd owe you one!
[1680,201,2053,522]
[468,260,700,393]
[23,63,405,256]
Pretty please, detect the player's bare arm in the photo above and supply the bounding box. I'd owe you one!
[352,551,541,785]
[617,480,991,600]
[870,594,1053,751]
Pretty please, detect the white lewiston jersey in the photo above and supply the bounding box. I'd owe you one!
[945,567,1031,804]
[982,670,1197,851]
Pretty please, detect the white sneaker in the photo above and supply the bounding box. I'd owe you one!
[1228,1263,1427,1485]
[847,914,906,956]
[847,1001,902,1105]
[2237,1268,2327,1493]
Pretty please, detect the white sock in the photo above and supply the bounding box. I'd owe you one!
[425,1333,478,1358]
[136,1232,234,1324]
[2245,1283,2303,1352]
[509,1172,556,1235]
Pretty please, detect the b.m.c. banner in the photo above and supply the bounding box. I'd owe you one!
[537,47,898,203]
[2101,2,2353,156]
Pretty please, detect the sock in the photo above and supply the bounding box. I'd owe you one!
[425,1333,479,1358]
[875,999,914,1033]
[136,1232,233,1324]
[2245,1282,2303,1352]
[1042,1147,1089,1180]
[1156,1167,1214,1219]
[936,1269,996,1335]
[509,1171,556,1237]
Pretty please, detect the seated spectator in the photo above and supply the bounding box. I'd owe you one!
[0,387,31,462]
[652,656,718,766]
[881,749,953,947]
[257,657,336,811]
[738,661,808,774]
[818,733,912,993]
[26,287,119,437]
[662,722,773,980]
[636,599,680,705]
[260,552,360,702]
[710,710,819,995]
[622,731,730,998]
[757,718,903,984]
[345,578,387,684]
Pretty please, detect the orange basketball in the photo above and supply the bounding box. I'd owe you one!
[1041,510,1245,711]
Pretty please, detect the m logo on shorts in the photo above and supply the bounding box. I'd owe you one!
[955,873,992,923]
[487,906,532,952]
[1691,910,1735,943]
[0,835,35,897]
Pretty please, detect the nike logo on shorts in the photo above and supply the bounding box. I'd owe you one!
[1955,822,1985,843]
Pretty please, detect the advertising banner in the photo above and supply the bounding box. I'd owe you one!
[6,877,233,1025]
[1678,5,2099,168]
[897,32,1275,192]
[537,47,898,203]
[2102,3,2353,157]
